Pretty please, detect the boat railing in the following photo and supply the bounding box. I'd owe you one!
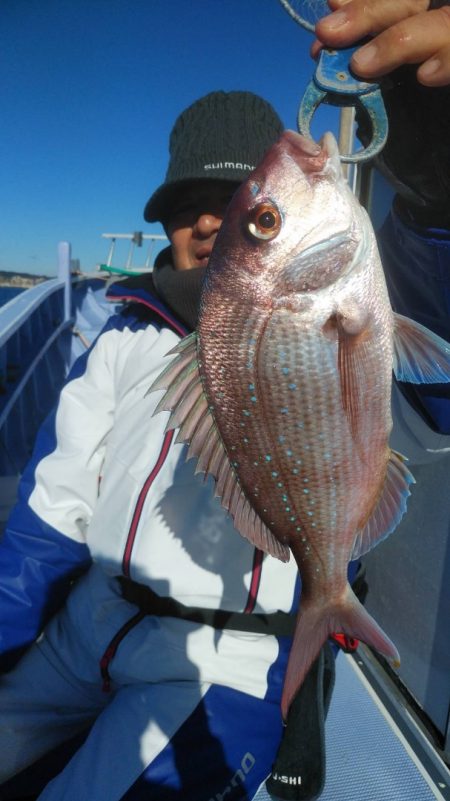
[97,231,167,276]
[0,243,103,506]
[0,243,75,418]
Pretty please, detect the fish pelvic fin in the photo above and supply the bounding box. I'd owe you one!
[393,312,450,384]
[351,449,415,560]
[149,333,290,563]
[281,585,400,721]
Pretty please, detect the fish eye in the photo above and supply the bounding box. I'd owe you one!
[247,202,282,241]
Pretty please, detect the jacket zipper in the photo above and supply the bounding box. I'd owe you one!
[244,547,264,613]
[116,293,262,607]
[122,429,175,576]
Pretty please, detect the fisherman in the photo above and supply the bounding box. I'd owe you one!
[0,3,449,801]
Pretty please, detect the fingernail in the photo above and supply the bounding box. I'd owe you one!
[321,10,349,29]
[419,58,440,78]
[352,43,378,68]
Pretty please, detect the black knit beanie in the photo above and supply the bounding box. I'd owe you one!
[144,90,283,224]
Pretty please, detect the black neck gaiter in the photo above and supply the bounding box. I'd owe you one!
[152,255,206,332]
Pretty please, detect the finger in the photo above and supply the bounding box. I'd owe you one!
[310,39,323,60]
[417,42,450,85]
[350,8,450,79]
[315,0,429,47]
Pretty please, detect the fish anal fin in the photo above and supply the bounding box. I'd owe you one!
[393,312,450,384]
[351,450,415,561]
[149,334,289,562]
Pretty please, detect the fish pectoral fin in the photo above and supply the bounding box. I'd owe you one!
[393,312,450,384]
[337,322,369,444]
[351,450,415,560]
[149,332,290,563]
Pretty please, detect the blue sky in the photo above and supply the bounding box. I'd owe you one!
[1,0,339,277]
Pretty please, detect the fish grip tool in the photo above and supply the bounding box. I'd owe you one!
[298,46,388,163]
[278,0,388,163]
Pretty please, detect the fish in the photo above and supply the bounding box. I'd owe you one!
[151,130,450,720]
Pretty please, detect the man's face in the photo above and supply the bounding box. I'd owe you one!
[166,180,239,271]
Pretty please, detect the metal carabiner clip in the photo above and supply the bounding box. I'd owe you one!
[298,46,388,163]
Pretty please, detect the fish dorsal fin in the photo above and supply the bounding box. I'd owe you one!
[149,333,290,563]
[393,312,450,384]
[351,450,415,560]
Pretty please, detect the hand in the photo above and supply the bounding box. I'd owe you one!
[313,0,450,87]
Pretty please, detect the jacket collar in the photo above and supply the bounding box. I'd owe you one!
[106,271,188,338]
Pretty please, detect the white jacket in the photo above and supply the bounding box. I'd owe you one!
[8,286,299,652]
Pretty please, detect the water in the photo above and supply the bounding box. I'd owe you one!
[0,286,25,308]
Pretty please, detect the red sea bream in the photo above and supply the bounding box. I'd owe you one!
[151,130,450,719]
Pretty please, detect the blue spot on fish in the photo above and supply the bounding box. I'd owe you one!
[265,455,272,462]
[288,383,297,391]
[282,367,290,375]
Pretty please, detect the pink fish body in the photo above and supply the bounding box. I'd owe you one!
[152,131,450,719]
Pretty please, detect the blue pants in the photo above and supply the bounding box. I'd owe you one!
[0,565,288,801]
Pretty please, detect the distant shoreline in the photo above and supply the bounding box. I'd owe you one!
[0,271,50,289]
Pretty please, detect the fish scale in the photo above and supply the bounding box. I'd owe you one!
[202,306,372,585]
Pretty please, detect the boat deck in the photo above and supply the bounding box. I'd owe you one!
[255,650,450,801]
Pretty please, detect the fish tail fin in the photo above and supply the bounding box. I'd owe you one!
[281,584,400,720]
